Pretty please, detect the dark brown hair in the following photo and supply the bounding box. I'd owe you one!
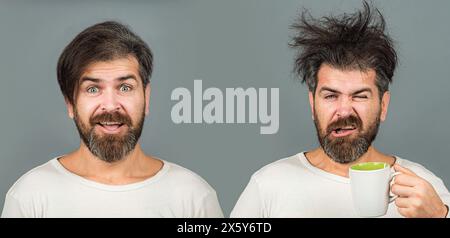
[57,21,153,105]
[290,1,397,98]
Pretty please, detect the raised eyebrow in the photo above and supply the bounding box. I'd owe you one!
[117,75,137,82]
[79,77,101,85]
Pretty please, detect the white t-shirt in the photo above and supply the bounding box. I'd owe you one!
[1,157,224,218]
[231,152,450,218]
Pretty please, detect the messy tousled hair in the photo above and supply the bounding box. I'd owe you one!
[290,1,397,98]
[57,21,153,105]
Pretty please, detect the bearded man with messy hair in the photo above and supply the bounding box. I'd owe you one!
[231,2,450,218]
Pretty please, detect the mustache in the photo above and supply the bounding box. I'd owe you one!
[89,111,132,127]
[326,115,363,135]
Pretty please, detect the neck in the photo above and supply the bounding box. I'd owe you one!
[305,146,395,178]
[59,142,163,185]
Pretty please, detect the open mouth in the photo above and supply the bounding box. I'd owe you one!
[96,121,125,133]
[331,126,357,137]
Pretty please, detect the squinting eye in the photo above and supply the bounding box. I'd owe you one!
[354,95,368,99]
[87,86,99,94]
[324,94,337,99]
[120,85,132,92]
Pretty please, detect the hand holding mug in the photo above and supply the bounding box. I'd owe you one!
[391,164,448,218]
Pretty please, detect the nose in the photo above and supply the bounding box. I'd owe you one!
[100,89,121,112]
[335,96,354,118]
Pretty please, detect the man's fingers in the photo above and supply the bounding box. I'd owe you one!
[393,164,417,176]
[394,197,410,208]
[391,184,414,197]
[393,173,422,187]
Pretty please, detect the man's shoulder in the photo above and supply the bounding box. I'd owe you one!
[6,158,61,199]
[250,152,308,184]
[162,160,216,195]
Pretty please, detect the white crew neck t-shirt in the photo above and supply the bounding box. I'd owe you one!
[1,157,224,218]
[231,152,450,218]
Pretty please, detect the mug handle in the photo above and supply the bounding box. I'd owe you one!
[389,171,402,203]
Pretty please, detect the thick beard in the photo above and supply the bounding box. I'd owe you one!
[313,110,380,164]
[73,108,145,163]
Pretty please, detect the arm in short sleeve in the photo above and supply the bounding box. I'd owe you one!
[1,192,32,218]
[195,190,224,218]
[230,176,266,218]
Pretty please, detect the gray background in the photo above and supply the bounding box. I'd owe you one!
[0,0,449,216]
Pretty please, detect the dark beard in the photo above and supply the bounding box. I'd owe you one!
[73,109,144,163]
[314,111,380,164]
